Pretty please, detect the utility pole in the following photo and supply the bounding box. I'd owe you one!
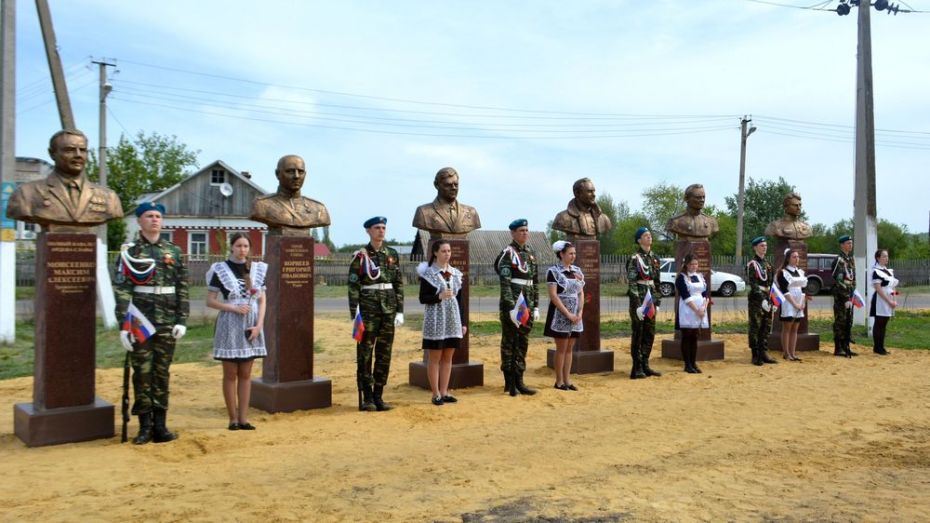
[35,0,74,128]
[0,0,16,344]
[93,59,118,329]
[735,116,756,259]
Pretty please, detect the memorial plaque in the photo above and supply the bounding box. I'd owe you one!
[545,239,614,373]
[14,232,114,447]
[768,239,820,351]
[661,239,725,361]
[409,239,484,388]
[252,235,331,412]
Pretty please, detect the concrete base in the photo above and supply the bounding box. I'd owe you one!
[251,377,332,413]
[14,397,114,447]
[768,332,821,352]
[546,348,614,374]
[661,339,726,361]
[409,361,484,390]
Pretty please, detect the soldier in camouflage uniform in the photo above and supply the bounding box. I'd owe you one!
[497,219,540,396]
[831,235,857,358]
[114,202,189,445]
[745,236,778,366]
[348,216,404,412]
[627,227,663,379]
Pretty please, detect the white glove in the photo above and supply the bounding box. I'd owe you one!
[394,313,405,327]
[655,306,660,315]
[635,306,645,321]
[171,324,187,339]
[845,301,853,310]
[119,330,135,352]
[532,308,540,322]
[762,301,771,312]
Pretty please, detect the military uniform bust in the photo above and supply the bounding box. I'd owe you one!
[411,167,481,239]
[665,183,719,240]
[552,177,612,240]
[5,129,123,231]
[764,191,812,240]
[250,155,331,234]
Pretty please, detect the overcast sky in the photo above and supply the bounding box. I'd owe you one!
[12,0,930,246]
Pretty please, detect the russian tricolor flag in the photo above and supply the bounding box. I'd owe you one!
[510,292,531,327]
[122,303,155,344]
[851,289,865,309]
[642,289,656,319]
[769,286,785,307]
[352,306,366,343]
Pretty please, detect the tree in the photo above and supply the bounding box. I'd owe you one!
[724,177,806,253]
[595,193,630,255]
[87,131,200,249]
[640,182,684,241]
[706,205,737,257]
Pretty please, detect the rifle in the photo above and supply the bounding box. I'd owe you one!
[121,352,130,443]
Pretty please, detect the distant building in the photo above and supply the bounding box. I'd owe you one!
[10,157,53,241]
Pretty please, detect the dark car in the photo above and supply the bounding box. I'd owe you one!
[803,254,837,295]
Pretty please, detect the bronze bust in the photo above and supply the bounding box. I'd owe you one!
[6,129,123,231]
[551,177,612,240]
[411,167,481,239]
[764,191,812,240]
[665,183,719,240]
[250,155,331,234]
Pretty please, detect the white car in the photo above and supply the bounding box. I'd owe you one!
[657,258,746,298]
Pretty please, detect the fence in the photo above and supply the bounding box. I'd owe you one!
[14,250,930,288]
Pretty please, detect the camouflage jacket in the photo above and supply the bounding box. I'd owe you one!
[347,243,404,318]
[114,234,189,327]
[745,255,774,302]
[831,251,856,298]
[626,248,662,307]
[497,241,539,311]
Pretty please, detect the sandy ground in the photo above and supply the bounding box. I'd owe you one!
[2,315,930,522]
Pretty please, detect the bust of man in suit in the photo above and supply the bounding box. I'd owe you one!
[764,191,813,240]
[665,183,720,241]
[411,167,481,239]
[6,129,123,231]
[250,155,331,235]
[552,177,612,240]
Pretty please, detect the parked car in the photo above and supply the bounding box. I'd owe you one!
[657,258,746,297]
[802,253,838,295]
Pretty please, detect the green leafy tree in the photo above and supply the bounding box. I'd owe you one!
[595,193,630,255]
[724,177,806,253]
[613,213,653,255]
[705,205,737,256]
[87,131,200,249]
[640,182,684,241]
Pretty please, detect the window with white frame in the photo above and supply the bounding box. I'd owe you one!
[159,231,173,243]
[189,231,208,260]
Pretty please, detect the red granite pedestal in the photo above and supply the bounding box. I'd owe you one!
[251,235,331,412]
[661,239,725,361]
[410,239,484,389]
[768,239,821,352]
[14,233,114,447]
[546,239,614,373]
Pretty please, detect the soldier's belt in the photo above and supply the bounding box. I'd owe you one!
[133,286,176,295]
[759,286,770,291]
[361,283,393,290]
[635,280,655,287]
[510,278,532,286]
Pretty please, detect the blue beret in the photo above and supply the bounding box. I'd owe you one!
[634,226,650,242]
[134,202,166,217]
[751,236,766,247]
[363,216,387,229]
[838,235,852,244]
[508,219,528,231]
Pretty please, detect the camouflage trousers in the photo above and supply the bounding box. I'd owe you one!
[629,306,656,361]
[833,294,854,344]
[499,311,533,374]
[356,313,395,389]
[131,326,176,414]
[747,299,772,352]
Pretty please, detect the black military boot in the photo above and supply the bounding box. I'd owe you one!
[845,341,858,357]
[751,347,763,366]
[152,408,178,443]
[630,350,647,379]
[760,348,777,364]
[359,386,376,412]
[514,371,537,395]
[133,412,154,445]
[503,372,514,393]
[643,360,662,377]
[833,340,845,357]
[372,386,393,411]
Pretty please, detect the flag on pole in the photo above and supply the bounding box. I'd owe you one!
[509,292,531,327]
[642,289,656,319]
[769,286,785,307]
[352,306,365,342]
[122,303,155,344]
[850,289,865,309]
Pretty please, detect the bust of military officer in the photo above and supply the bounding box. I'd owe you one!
[411,167,481,239]
[250,155,331,235]
[764,191,813,240]
[551,177,612,240]
[665,183,719,240]
[5,129,123,231]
